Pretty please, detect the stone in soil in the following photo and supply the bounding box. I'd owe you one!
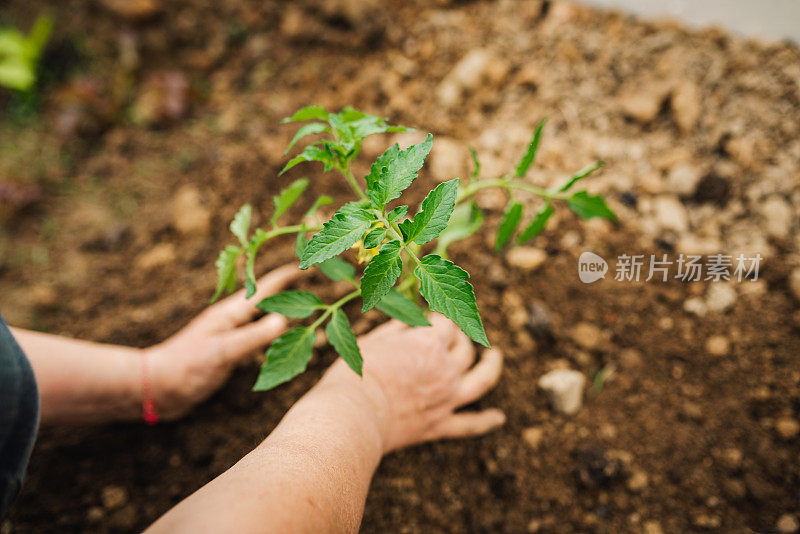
[172,185,212,236]
[437,48,494,107]
[671,80,702,132]
[506,247,547,271]
[538,369,586,416]
[522,427,544,450]
[653,195,689,233]
[570,322,602,350]
[705,284,737,313]
[666,164,703,196]
[135,242,176,270]
[705,335,730,356]
[775,417,800,440]
[777,514,800,534]
[759,195,793,240]
[101,485,128,510]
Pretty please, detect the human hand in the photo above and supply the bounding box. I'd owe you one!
[320,314,505,453]
[145,264,302,419]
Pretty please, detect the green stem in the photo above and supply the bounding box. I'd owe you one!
[311,289,361,329]
[340,165,369,202]
[458,177,570,204]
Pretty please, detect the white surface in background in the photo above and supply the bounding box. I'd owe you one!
[579,0,800,43]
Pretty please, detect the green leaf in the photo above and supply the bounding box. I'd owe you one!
[515,118,546,178]
[495,202,523,251]
[295,228,307,259]
[470,147,481,180]
[375,289,430,327]
[256,290,323,319]
[399,178,459,245]
[27,15,53,58]
[272,178,309,224]
[365,134,433,208]
[517,202,554,244]
[284,122,329,155]
[318,257,356,281]
[282,105,328,123]
[280,145,333,175]
[414,254,489,347]
[299,207,375,269]
[326,310,363,376]
[360,240,403,312]
[230,204,252,246]
[556,161,604,192]
[253,327,315,391]
[305,195,333,218]
[362,227,387,249]
[0,59,34,91]
[244,228,267,298]
[387,205,408,223]
[567,191,616,221]
[435,202,484,254]
[211,245,242,302]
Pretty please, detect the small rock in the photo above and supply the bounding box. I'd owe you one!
[671,80,702,132]
[522,427,544,450]
[620,82,671,123]
[618,348,643,368]
[538,369,586,416]
[725,136,757,168]
[694,174,731,205]
[693,514,721,529]
[101,485,128,510]
[722,478,747,500]
[777,514,800,533]
[681,401,704,421]
[30,284,58,308]
[172,185,212,236]
[570,322,602,350]
[437,49,493,106]
[527,300,554,340]
[717,447,743,470]
[131,70,191,126]
[653,195,689,233]
[526,518,542,532]
[789,268,800,302]
[666,164,703,196]
[627,469,648,492]
[100,0,160,20]
[507,247,547,271]
[775,417,800,440]
[705,335,730,356]
[86,506,105,523]
[643,521,664,534]
[760,196,793,240]
[705,284,737,313]
[684,296,707,316]
[430,137,468,181]
[676,235,722,256]
[502,290,528,329]
[135,242,176,270]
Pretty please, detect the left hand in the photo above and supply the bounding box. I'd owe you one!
[145,264,302,419]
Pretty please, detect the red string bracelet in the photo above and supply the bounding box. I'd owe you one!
[141,351,159,425]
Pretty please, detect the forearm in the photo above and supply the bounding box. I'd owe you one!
[10,328,143,425]
[147,380,385,534]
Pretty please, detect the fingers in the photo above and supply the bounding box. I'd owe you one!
[217,313,287,363]
[426,313,460,347]
[455,348,503,406]
[213,264,304,327]
[449,330,476,372]
[427,408,506,440]
[363,319,408,340]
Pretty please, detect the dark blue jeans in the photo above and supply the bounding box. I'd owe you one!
[0,314,39,519]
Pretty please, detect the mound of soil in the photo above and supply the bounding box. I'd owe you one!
[1,0,799,532]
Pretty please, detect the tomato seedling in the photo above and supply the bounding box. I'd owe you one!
[212,105,615,390]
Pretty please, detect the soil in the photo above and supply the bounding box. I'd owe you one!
[1,0,799,532]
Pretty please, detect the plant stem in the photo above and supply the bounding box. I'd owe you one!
[311,289,361,329]
[458,177,570,204]
[340,165,369,202]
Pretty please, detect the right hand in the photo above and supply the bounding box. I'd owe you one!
[320,314,505,453]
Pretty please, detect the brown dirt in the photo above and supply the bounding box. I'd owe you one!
[1,0,799,532]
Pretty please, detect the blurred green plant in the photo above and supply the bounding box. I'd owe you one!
[0,14,53,92]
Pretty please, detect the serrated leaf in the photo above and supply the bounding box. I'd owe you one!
[272,178,309,224]
[435,202,484,254]
[299,207,375,269]
[284,122,329,155]
[253,327,315,391]
[469,147,480,181]
[326,310,363,376]
[244,228,267,298]
[305,195,333,218]
[280,145,333,175]
[399,178,459,245]
[282,105,328,123]
[211,245,242,302]
[318,257,356,281]
[414,254,489,347]
[256,290,323,319]
[556,161,604,192]
[360,240,403,312]
[365,134,433,208]
[362,227,387,249]
[517,202,554,244]
[515,118,546,178]
[495,202,523,251]
[375,288,430,327]
[387,205,408,223]
[567,191,616,221]
[230,204,252,246]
